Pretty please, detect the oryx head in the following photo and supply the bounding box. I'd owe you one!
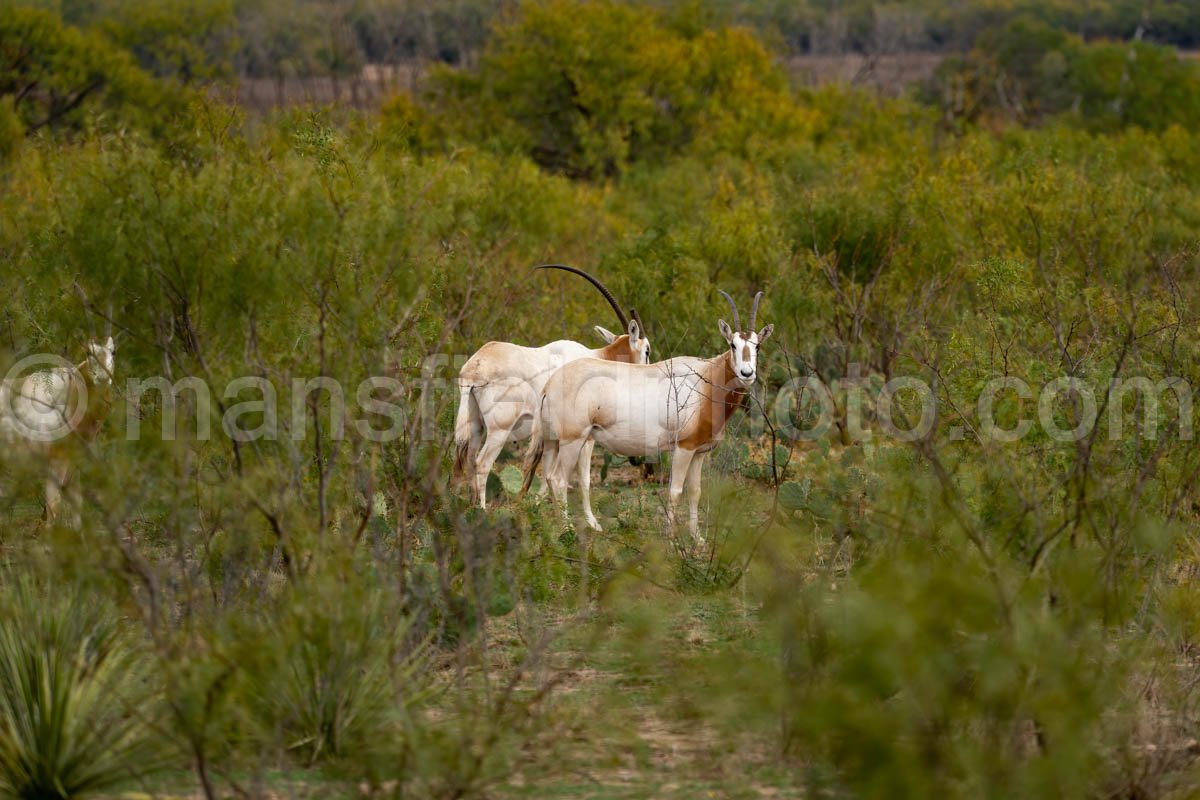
[538,264,652,365]
[594,309,651,364]
[84,336,115,386]
[718,290,773,388]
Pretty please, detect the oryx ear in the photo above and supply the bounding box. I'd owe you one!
[756,324,774,344]
[626,318,640,342]
[594,325,617,344]
[718,319,734,343]
[105,336,115,352]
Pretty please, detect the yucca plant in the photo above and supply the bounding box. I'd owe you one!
[0,576,166,799]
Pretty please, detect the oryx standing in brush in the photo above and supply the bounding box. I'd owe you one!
[1,336,116,526]
[522,291,772,543]
[455,265,651,508]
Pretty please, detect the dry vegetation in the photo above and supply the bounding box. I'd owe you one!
[4,1,1200,798]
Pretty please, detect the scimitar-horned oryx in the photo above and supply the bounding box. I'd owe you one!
[455,265,651,507]
[522,291,772,543]
[0,335,116,526]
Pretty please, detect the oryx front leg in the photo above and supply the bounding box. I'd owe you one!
[665,447,696,535]
[578,440,601,531]
[685,451,708,545]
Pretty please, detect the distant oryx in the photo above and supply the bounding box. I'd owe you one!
[522,291,772,543]
[0,336,116,526]
[454,266,651,508]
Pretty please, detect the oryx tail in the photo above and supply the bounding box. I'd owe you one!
[453,384,483,478]
[520,395,546,497]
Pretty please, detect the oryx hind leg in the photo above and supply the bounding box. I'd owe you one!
[537,440,558,498]
[463,419,484,499]
[474,427,510,509]
[550,438,590,526]
[44,458,71,526]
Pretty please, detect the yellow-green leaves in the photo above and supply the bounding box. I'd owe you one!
[434,0,806,179]
[0,6,193,137]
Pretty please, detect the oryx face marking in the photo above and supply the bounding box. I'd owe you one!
[718,322,773,388]
[629,319,651,364]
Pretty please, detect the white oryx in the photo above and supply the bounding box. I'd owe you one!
[455,265,651,508]
[522,291,772,542]
[0,336,116,525]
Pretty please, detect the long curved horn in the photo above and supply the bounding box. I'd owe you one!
[718,290,740,330]
[536,264,627,329]
[748,291,763,331]
[71,282,96,340]
[631,308,645,338]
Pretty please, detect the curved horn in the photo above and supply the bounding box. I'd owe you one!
[631,308,646,338]
[536,264,627,329]
[70,282,96,340]
[748,291,763,331]
[718,290,740,330]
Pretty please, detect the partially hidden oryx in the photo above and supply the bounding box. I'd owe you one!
[0,336,116,526]
[522,291,772,543]
[455,265,651,508]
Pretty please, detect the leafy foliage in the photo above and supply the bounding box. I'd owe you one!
[431,0,808,177]
[92,0,235,82]
[0,6,189,135]
[929,17,1200,131]
[4,3,1200,798]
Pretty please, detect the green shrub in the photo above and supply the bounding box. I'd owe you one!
[0,7,192,137]
[0,96,21,161]
[431,0,807,178]
[928,16,1200,131]
[777,536,1132,799]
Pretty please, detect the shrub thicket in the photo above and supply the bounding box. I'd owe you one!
[3,2,1200,797]
[929,17,1200,131]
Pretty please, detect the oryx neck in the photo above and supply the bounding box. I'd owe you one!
[714,350,743,391]
[711,350,748,410]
